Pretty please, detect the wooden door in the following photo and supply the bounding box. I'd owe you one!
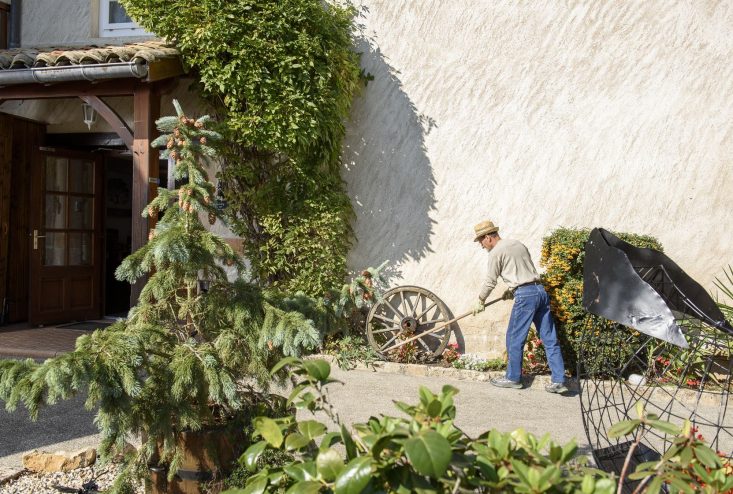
[29,149,103,325]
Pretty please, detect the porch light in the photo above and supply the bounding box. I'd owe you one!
[81,102,97,130]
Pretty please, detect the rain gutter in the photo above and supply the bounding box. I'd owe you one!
[0,59,149,86]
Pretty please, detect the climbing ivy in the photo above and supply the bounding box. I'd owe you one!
[121,0,363,295]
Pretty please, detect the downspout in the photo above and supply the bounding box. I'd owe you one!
[0,59,149,86]
[8,0,20,49]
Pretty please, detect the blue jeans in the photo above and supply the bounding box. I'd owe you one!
[505,284,566,384]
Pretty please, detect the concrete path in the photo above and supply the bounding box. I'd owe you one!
[0,363,588,474]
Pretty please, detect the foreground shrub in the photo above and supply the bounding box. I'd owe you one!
[224,358,733,493]
[540,227,663,374]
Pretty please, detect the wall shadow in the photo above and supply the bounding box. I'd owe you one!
[342,35,437,285]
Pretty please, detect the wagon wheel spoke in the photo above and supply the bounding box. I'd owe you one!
[373,314,399,325]
[384,298,405,320]
[421,332,444,340]
[404,294,418,318]
[400,291,407,317]
[415,301,437,321]
[416,337,432,352]
[371,326,401,334]
[380,333,400,351]
[421,318,446,326]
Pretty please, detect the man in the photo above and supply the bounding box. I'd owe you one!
[472,220,568,394]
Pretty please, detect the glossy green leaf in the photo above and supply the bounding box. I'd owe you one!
[239,476,267,494]
[271,356,301,375]
[284,462,318,482]
[285,481,322,494]
[694,445,722,468]
[334,456,373,494]
[285,432,311,451]
[581,474,595,494]
[317,448,344,481]
[646,419,680,435]
[341,424,357,460]
[254,417,284,448]
[403,430,452,478]
[243,440,267,471]
[607,419,641,438]
[299,420,327,440]
[426,399,442,418]
[320,431,342,450]
[302,359,330,381]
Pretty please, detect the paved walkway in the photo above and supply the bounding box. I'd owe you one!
[0,324,90,359]
[0,327,589,474]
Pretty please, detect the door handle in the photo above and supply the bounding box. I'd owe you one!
[33,229,46,250]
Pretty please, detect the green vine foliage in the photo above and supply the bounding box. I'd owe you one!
[0,103,324,492]
[539,227,663,374]
[120,0,364,296]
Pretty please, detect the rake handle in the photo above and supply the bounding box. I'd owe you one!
[384,296,504,353]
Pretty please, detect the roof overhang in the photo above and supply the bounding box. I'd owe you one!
[0,41,183,88]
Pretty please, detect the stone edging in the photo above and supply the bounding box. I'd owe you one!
[310,354,580,391]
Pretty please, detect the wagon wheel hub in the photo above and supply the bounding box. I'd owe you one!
[400,317,419,333]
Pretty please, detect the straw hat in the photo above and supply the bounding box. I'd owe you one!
[473,220,499,241]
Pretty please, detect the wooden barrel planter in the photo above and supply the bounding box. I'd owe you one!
[147,421,245,494]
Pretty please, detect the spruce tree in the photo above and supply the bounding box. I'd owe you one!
[0,101,321,490]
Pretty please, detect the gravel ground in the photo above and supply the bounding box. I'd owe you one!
[0,463,143,494]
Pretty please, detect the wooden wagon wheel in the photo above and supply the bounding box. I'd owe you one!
[366,285,454,359]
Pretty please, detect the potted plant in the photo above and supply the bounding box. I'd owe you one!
[0,101,320,493]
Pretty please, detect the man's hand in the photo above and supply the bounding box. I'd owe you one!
[472,300,486,316]
[502,289,514,300]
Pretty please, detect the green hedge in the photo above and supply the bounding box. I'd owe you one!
[539,227,663,374]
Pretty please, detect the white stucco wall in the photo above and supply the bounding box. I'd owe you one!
[342,0,733,356]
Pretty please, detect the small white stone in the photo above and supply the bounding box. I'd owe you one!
[628,373,647,386]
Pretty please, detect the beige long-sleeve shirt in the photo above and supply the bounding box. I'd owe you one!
[479,238,540,302]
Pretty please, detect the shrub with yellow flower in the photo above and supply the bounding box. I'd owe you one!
[538,227,663,374]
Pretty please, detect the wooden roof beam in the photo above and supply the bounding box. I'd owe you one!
[78,95,134,151]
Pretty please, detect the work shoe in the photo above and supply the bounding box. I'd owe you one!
[490,377,523,389]
[545,382,569,394]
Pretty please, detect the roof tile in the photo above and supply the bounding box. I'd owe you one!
[0,41,179,70]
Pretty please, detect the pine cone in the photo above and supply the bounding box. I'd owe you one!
[179,115,187,123]
[169,150,177,160]
[173,128,181,138]
[208,212,216,225]
[147,206,155,216]
[203,195,211,204]
[177,139,185,147]
[194,120,204,129]
[148,230,155,241]
[166,139,174,149]
[186,188,193,196]
[200,137,207,145]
